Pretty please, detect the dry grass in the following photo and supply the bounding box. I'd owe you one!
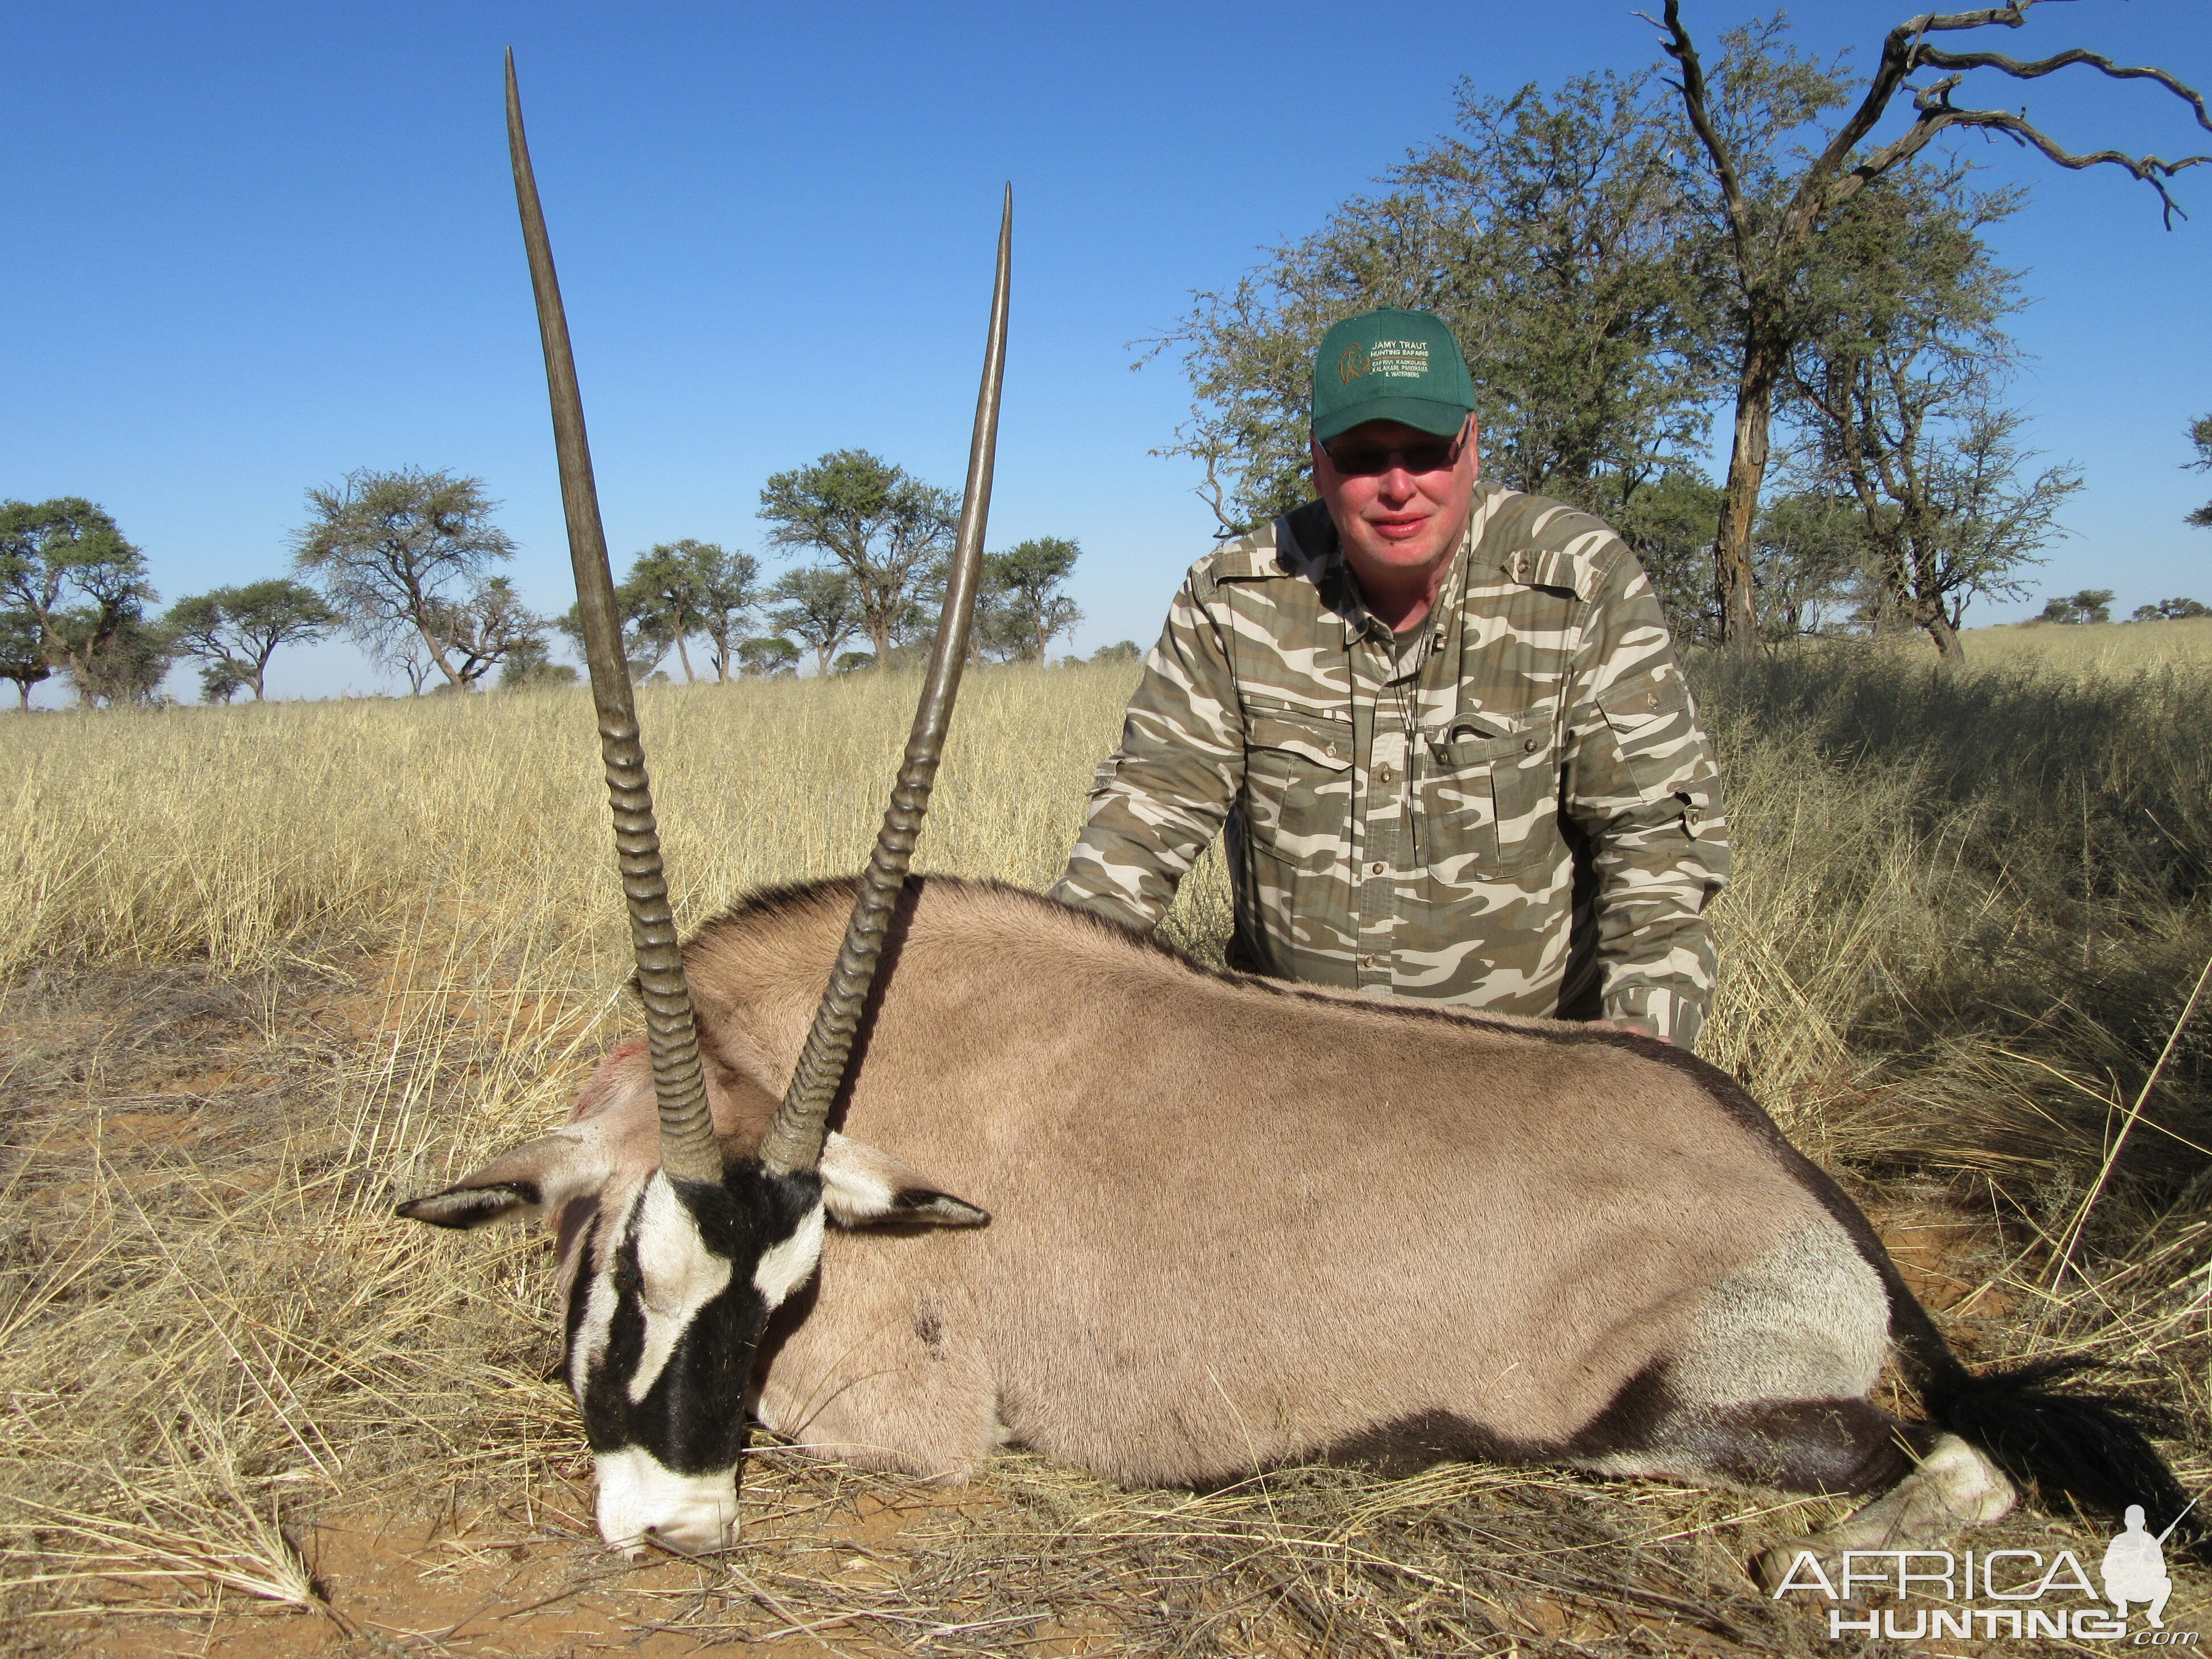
[2,642,2209,1654]
[1958,614,2212,675]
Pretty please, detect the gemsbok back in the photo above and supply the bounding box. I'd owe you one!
[399,57,2195,1582]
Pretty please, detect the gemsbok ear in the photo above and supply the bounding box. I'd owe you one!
[398,1182,542,1231]
[395,1130,610,1231]
[819,1131,990,1229]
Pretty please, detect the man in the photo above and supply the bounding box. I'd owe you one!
[1049,307,1728,1046]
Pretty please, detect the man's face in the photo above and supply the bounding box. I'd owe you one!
[1310,415,1479,596]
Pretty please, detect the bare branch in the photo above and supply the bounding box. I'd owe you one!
[1913,44,2212,135]
[1649,1,1754,258]
[1901,83,2207,225]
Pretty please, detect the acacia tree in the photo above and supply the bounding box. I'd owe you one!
[1654,0,2210,655]
[0,497,161,705]
[164,579,338,701]
[981,538,1084,662]
[2034,588,2115,623]
[736,635,800,677]
[621,540,761,683]
[758,451,956,666]
[766,565,862,676]
[291,467,519,691]
[1776,167,2080,658]
[498,636,577,689]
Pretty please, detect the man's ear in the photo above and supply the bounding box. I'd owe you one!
[395,1130,606,1231]
[818,1131,989,1229]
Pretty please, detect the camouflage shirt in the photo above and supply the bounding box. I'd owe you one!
[1049,486,1730,1047]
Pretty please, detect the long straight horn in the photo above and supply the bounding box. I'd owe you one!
[757,187,1012,1177]
[506,50,721,1185]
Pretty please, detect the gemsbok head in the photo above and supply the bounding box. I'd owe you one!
[397,53,1009,1554]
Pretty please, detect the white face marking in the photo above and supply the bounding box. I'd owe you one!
[752,1202,824,1308]
[626,1174,735,1405]
[593,1445,738,1557]
[569,1258,621,1401]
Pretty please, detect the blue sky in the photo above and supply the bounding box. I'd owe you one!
[5,1,2207,701]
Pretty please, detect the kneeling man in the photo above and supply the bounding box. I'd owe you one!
[1051,308,1728,1046]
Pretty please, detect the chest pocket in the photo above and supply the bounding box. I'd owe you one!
[1416,720,1562,877]
[1241,701,1353,869]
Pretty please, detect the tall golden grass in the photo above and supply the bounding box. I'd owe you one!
[1,638,2207,1651]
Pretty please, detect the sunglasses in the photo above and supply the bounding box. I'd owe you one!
[1320,430,1467,477]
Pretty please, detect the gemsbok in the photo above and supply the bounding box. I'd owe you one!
[400,56,2194,1582]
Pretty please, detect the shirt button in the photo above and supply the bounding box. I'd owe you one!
[1370,861,1386,875]
[1376,764,1393,783]
[1524,737,1540,753]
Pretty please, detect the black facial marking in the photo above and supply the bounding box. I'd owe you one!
[571,1160,822,1475]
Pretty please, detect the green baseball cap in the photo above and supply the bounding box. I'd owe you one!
[1310,308,1475,442]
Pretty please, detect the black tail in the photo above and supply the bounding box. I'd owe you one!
[1892,1295,2201,1554]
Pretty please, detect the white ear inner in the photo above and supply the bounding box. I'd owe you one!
[752,1203,825,1309]
[818,1130,901,1224]
[626,1175,733,1405]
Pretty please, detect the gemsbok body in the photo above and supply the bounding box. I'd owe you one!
[401,57,2193,1580]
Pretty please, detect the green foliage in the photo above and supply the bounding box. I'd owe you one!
[2188,413,2212,530]
[197,659,251,704]
[419,576,544,691]
[1604,469,1724,644]
[1088,640,1142,665]
[1655,5,2207,651]
[498,637,577,690]
[1777,168,2070,659]
[979,537,1082,663]
[0,607,49,709]
[2131,597,2211,622]
[555,592,668,684]
[165,579,338,701]
[766,565,862,677]
[620,540,761,683]
[1155,72,1707,534]
[832,649,877,676]
[758,451,956,664]
[0,497,160,707]
[734,635,799,678]
[290,467,518,691]
[2034,589,2118,626]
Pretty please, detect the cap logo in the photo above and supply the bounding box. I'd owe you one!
[1368,339,1432,380]
[1337,344,1368,385]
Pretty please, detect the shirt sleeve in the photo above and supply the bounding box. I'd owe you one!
[1048,572,1247,931]
[1558,547,1731,1047]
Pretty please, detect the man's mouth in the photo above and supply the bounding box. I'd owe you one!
[1372,516,1427,543]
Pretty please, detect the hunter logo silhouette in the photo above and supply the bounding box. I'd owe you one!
[2105,1499,2194,1628]
[1337,343,1368,385]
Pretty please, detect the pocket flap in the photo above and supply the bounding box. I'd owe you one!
[1247,706,1353,770]
[1598,670,1690,733]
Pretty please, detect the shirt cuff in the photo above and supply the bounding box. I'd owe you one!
[1602,985,1706,1050]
